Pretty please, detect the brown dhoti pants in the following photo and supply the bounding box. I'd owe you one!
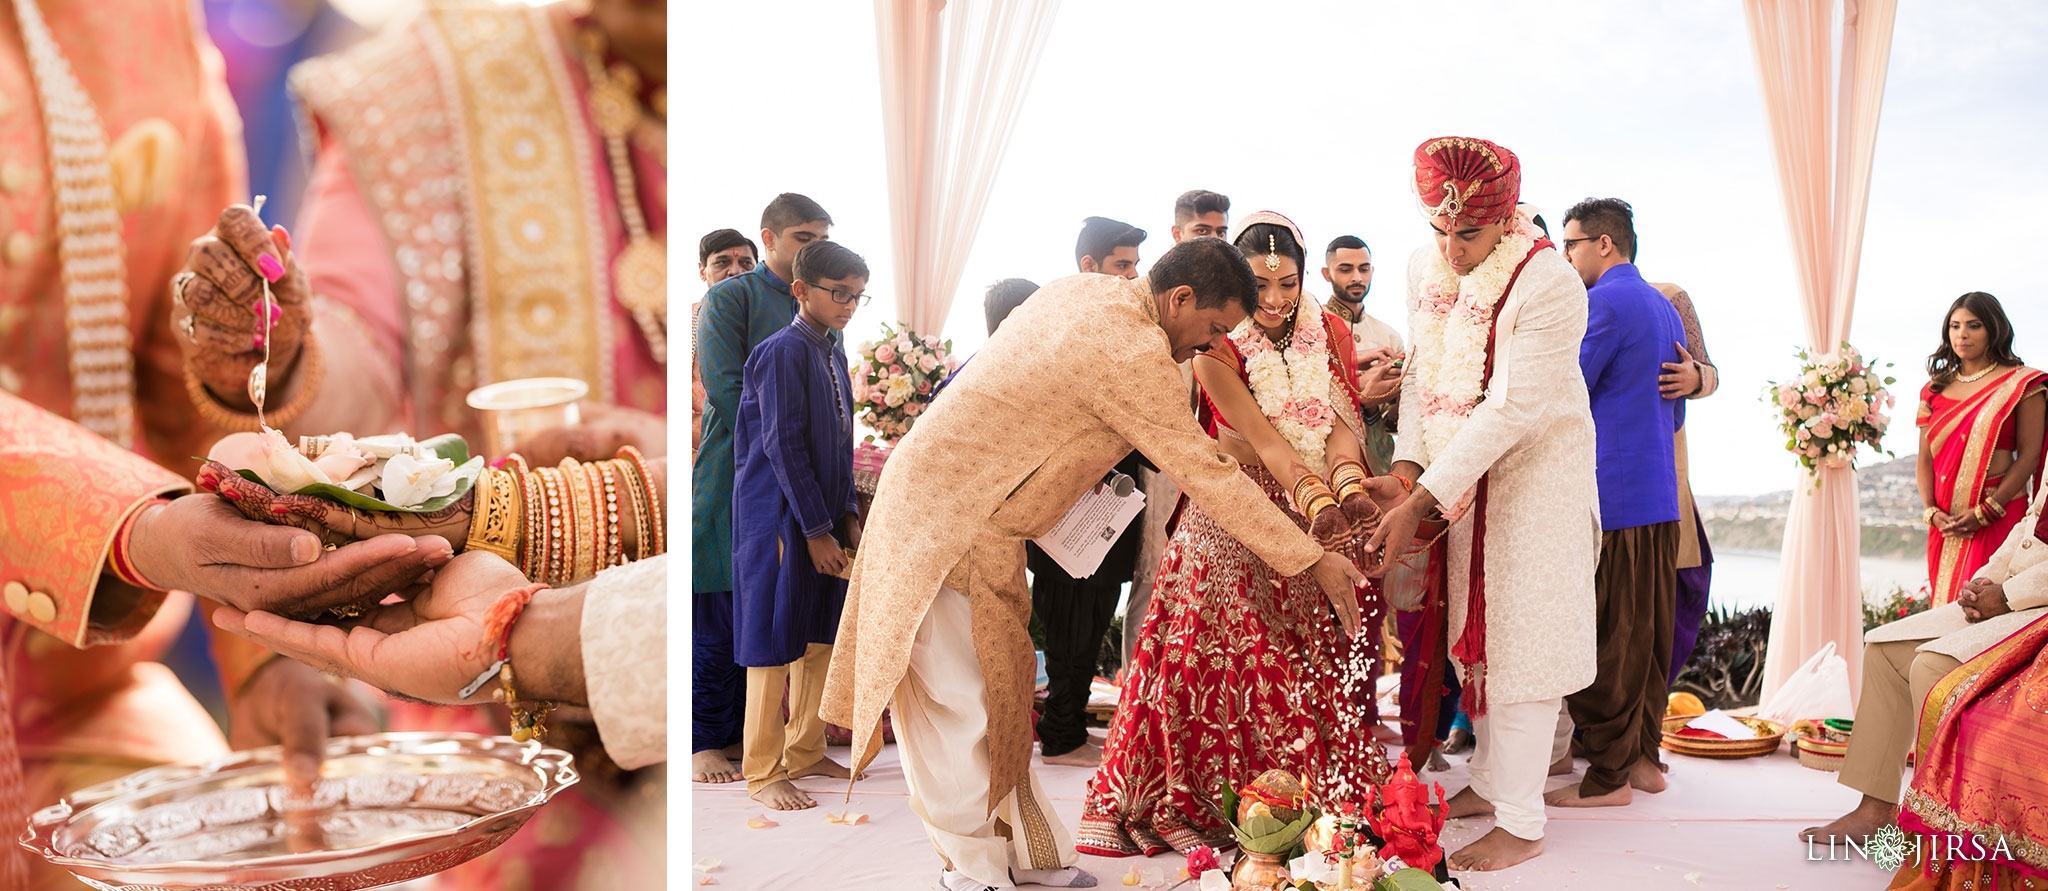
[1566,520,1679,797]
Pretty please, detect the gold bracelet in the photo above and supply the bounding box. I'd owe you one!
[1923,506,1941,527]
[596,460,624,569]
[183,336,325,432]
[466,467,522,563]
[1981,498,2006,519]
[616,456,652,562]
[617,446,663,555]
[1330,460,1369,502]
[535,467,569,584]
[560,458,595,581]
[1302,493,1341,519]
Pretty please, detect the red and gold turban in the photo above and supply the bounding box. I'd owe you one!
[1412,136,1521,228]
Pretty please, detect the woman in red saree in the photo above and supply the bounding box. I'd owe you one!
[1888,610,2048,889]
[1917,292,2045,606]
[1076,214,1393,857]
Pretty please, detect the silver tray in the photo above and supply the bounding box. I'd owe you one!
[19,733,578,891]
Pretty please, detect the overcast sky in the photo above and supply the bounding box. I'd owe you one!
[681,1,2048,497]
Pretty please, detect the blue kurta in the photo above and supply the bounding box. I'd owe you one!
[731,315,859,668]
[693,264,840,593]
[1579,262,1687,531]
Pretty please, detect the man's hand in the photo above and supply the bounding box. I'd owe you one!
[807,534,848,575]
[1960,580,2010,623]
[511,403,667,466]
[1308,551,1366,639]
[1363,501,1425,578]
[229,657,378,791]
[1361,475,1411,513]
[173,205,312,409]
[1659,342,1702,398]
[213,552,588,706]
[843,514,864,551]
[128,494,453,618]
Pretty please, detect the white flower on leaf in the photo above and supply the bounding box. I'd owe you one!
[260,428,342,492]
[381,451,461,508]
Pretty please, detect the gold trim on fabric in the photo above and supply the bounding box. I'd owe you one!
[1012,773,1062,869]
[426,2,608,398]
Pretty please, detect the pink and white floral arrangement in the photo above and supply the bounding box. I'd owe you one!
[849,322,960,444]
[1765,343,1896,473]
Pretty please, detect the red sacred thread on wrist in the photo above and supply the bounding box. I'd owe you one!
[1394,475,1415,494]
[108,498,172,590]
[473,583,551,664]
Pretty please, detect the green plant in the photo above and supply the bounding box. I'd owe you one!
[1864,583,1933,632]
[1673,605,1772,710]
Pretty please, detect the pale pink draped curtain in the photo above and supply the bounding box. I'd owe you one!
[1745,0,1899,703]
[874,0,1061,337]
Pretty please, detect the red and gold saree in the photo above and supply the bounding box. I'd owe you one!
[1888,611,2048,890]
[1920,368,2047,605]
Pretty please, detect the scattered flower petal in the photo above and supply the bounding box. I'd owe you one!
[1198,869,1231,891]
[745,814,778,829]
[1685,872,1703,885]
[692,858,721,872]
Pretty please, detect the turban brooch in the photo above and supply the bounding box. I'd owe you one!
[1412,136,1521,228]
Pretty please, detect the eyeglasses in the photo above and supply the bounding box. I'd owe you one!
[1561,235,1606,252]
[803,281,870,306]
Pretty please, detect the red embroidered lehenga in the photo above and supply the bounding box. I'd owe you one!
[1075,307,1391,857]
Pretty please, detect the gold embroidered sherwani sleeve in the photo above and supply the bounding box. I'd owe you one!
[0,393,187,647]
[1090,344,1323,577]
[1416,263,1590,505]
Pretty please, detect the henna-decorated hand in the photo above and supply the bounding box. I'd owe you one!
[1310,502,1355,549]
[1340,487,1381,533]
[200,459,472,549]
[173,205,313,409]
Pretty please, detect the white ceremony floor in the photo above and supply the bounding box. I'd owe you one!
[689,730,1898,891]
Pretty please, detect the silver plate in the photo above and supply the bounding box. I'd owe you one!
[19,733,578,891]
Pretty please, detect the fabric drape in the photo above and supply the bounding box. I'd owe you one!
[873,0,1060,336]
[1743,0,1899,703]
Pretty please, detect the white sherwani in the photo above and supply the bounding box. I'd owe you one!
[1866,483,2048,662]
[1396,246,1600,706]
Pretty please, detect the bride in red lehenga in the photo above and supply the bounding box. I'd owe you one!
[1076,213,1393,857]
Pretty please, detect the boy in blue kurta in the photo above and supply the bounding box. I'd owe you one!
[692,193,834,785]
[732,240,867,811]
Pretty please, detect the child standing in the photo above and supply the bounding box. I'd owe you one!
[732,240,869,810]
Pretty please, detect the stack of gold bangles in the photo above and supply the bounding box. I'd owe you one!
[1976,498,2007,525]
[465,445,664,586]
[1292,473,1341,520]
[1330,460,1370,505]
[1922,505,1942,527]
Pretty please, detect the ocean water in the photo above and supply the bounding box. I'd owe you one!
[1708,548,1927,612]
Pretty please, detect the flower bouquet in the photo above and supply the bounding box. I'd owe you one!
[206,428,482,512]
[1764,343,1896,473]
[850,322,959,444]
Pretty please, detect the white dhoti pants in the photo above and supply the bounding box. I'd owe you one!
[1465,697,1563,841]
[894,587,1077,886]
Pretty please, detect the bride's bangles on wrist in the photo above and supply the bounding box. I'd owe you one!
[1291,473,1341,520]
[1330,460,1371,505]
[470,451,665,586]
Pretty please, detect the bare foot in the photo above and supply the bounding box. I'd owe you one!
[1800,794,1897,844]
[1630,758,1667,794]
[790,756,861,781]
[1548,754,1573,776]
[1442,727,1473,754]
[751,779,816,810]
[722,742,743,759]
[1426,749,1451,772]
[1373,723,1403,743]
[1043,742,1103,767]
[1447,827,1543,872]
[1544,782,1633,808]
[692,749,740,784]
[1442,786,1495,818]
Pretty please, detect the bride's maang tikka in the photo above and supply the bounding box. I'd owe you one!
[1265,234,1281,272]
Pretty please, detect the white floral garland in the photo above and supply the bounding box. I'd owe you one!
[1408,215,1539,470]
[1231,295,1337,474]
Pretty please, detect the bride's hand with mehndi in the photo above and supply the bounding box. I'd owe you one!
[199,459,473,547]
[172,205,313,409]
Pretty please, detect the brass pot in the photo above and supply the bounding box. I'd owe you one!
[1230,850,1292,890]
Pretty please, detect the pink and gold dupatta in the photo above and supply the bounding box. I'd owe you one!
[1889,612,2048,889]
[1921,368,2046,605]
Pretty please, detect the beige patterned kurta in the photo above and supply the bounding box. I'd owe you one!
[821,274,1326,810]
[1396,246,1601,705]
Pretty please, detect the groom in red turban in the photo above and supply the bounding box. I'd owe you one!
[1366,135,1602,873]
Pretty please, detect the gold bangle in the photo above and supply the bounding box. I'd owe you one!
[617,446,663,555]
[535,467,568,584]
[1302,493,1341,519]
[183,335,324,432]
[596,461,624,569]
[615,457,652,562]
[560,458,594,581]
[466,467,522,563]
